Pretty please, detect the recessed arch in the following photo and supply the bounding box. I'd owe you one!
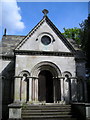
[62,71,72,78]
[18,70,30,102]
[18,70,30,77]
[31,61,61,103]
[31,61,61,77]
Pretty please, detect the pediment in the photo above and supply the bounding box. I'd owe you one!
[15,16,75,53]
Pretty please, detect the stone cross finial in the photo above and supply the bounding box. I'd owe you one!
[4,28,6,36]
[42,9,49,16]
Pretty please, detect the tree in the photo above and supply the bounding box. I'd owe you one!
[62,15,90,102]
[62,15,90,67]
[62,27,82,46]
[79,18,88,51]
[79,14,90,68]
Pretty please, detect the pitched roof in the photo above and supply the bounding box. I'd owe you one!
[15,16,76,52]
[0,35,25,56]
[0,16,82,58]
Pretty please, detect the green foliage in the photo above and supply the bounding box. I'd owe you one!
[79,18,88,51]
[79,15,90,67]
[62,15,89,52]
[62,27,81,45]
[62,15,90,68]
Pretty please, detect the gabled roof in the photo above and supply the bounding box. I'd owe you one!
[0,35,25,56]
[0,15,83,58]
[15,16,76,53]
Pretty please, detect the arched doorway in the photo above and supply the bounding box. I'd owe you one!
[31,61,61,103]
[38,70,53,103]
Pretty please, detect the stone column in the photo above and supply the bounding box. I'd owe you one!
[32,78,35,101]
[53,78,56,103]
[35,78,38,101]
[21,76,27,102]
[83,80,88,102]
[60,78,65,101]
[29,77,39,102]
[76,78,78,102]
[70,77,78,102]
[29,78,32,101]
[14,78,21,102]
[68,78,72,103]
[76,79,78,102]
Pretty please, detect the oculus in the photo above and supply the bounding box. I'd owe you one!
[41,35,51,45]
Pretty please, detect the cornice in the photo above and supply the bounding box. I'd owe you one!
[15,50,74,57]
[0,55,14,60]
[15,17,45,50]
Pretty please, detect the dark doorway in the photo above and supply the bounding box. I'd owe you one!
[38,70,53,103]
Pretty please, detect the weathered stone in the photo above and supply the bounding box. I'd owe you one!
[0,10,87,120]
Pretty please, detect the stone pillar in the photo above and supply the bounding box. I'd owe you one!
[14,78,21,102]
[53,78,56,103]
[31,77,38,102]
[21,77,27,102]
[32,78,35,101]
[71,78,78,102]
[14,76,28,102]
[77,79,79,102]
[75,78,78,102]
[64,77,69,103]
[60,78,65,101]
[83,80,88,102]
[35,78,38,101]
[29,78,32,101]
[68,78,72,103]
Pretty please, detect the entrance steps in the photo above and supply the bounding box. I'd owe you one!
[21,104,78,120]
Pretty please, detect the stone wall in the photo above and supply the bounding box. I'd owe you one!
[14,54,76,102]
[15,55,75,76]
[0,59,15,119]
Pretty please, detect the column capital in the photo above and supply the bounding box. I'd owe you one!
[14,76,39,79]
[53,76,65,79]
[69,77,78,80]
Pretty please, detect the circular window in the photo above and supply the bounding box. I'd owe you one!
[41,35,51,45]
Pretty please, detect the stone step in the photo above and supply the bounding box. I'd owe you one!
[22,107,71,111]
[22,111,71,116]
[22,105,71,110]
[22,118,77,120]
[22,109,71,113]
[22,114,73,119]
[22,104,71,107]
[21,104,78,120]
[22,118,78,120]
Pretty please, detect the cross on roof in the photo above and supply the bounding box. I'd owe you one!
[42,9,49,16]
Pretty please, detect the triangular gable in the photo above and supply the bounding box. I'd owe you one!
[15,16,75,53]
[15,17,45,50]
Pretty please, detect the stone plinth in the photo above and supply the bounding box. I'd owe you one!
[72,103,90,120]
[8,102,22,119]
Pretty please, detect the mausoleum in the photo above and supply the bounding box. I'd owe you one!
[0,9,88,120]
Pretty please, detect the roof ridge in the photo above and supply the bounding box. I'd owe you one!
[2,35,26,37]
[14,15,76,52]
[15,16,46,50]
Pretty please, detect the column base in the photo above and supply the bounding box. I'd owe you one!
[8,102,22,119]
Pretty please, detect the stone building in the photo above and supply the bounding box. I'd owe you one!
[0,10,87,119]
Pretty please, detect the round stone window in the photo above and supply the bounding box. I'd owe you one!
[41,35,51,45]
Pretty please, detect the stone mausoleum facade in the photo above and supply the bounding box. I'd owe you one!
[0,10,87,119]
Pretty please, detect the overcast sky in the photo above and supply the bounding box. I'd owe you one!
[0,0,89,40]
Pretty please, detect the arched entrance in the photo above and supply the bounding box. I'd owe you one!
[38,70,53,103]
[31,61,61,103]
